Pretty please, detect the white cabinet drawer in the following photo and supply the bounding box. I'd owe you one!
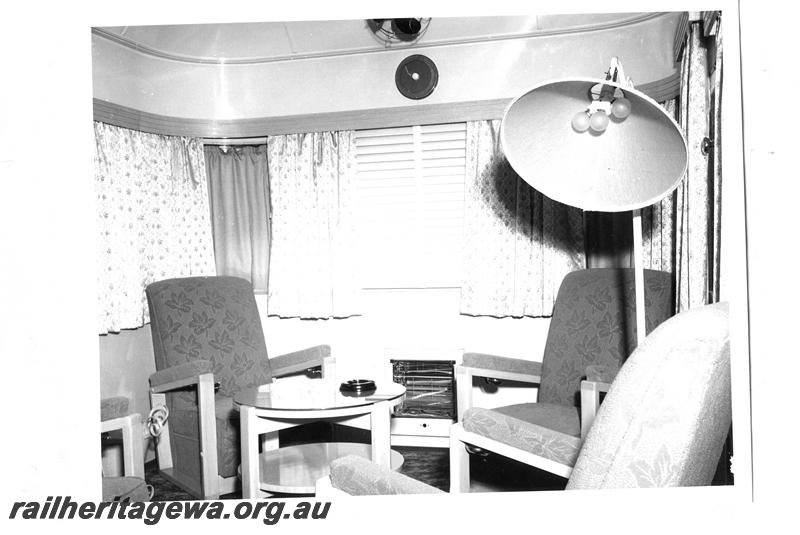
[390,416,452,437]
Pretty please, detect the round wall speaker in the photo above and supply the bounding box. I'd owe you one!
[395,55,438,100]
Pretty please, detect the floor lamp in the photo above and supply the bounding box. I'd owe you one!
[501,58,688,345]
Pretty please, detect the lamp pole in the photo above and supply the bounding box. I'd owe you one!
[632,209,646,346]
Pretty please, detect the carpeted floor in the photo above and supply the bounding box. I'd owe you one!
[143,422,567,500]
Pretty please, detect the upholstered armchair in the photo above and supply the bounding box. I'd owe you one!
[322,302,731,494]
[455,268,674,480]
[146,276,335,499]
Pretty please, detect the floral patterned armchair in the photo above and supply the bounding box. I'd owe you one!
[146,276,335,499]
[454,268,674,482]
[321,302,731,494]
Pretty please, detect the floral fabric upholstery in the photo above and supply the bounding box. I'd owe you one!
[492,402,580,437]
[538,268,674,408]
[567,302,731,489]
[147,276,273,397]
[585,364,616,384]
[146,275,274,481]
[463,407,582,467]
[330,455,444,495]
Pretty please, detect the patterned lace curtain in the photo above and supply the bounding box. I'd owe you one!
[95,122,216,334]
[266,131,361,318]
[204,145,270,292]
[642,17,723,311]
[460,120,585,317]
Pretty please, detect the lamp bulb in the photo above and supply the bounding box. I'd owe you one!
[611,97,632,119]
[571,111,591,132]
[589,110,609,132]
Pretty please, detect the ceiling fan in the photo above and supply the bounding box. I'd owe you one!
[366,18,431,45]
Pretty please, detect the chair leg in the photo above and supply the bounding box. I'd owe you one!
[149,391,173,471]
[455,367,473,422]
[197,374,220,499]
[322,356,337,380]
[120,414,145,479]
[449,424,471,493]
[370,400,391,468]
[240,405,261,499]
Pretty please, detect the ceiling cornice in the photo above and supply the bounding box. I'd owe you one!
[92,71,680,139]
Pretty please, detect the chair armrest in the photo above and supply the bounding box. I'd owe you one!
[459,352,543,383]
[271,345,334,378]
[456,353,541,422]
[328,455,443,495]
[149,360,214,393]
[579,379,612,440]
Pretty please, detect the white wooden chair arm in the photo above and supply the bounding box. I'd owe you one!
[270,345,334,378]
[150,371,213,394]
[580,379,612,440]
[457,364,542,384]
[455,364,541,422]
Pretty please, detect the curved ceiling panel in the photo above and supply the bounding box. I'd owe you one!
[97,14,651,64]
[92,12,683,137]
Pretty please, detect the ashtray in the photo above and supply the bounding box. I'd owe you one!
[339,379,377,396]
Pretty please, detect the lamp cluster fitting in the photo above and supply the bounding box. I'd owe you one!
[571,91,632,133]
[571,57,633,134]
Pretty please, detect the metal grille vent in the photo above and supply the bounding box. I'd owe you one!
[391,359,456,419]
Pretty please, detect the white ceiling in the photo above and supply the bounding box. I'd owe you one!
[97,14,650,63]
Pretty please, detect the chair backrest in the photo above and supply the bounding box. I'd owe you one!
[538,268,674,406]
[566,302,731,489]
[538,268,674,407]
[146,276,273,396]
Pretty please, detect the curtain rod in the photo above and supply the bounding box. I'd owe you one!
[203,137,267,146]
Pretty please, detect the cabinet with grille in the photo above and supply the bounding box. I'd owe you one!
[390,358,456,447]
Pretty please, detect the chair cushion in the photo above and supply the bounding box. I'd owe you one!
[463,407,581,467]
[493,402,580,437]
[461,353,542,377]
[100,397,130,422]
[330,455,443,495]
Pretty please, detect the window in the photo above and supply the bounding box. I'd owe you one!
[355,123,467,288]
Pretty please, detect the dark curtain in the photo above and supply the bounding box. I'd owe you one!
[204,145,270,292]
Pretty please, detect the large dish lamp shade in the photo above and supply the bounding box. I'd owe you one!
[500,78,688,213]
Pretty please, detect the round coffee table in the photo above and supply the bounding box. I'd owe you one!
[234,379,406,498]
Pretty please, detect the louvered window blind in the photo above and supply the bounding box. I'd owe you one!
[355,123,466,288]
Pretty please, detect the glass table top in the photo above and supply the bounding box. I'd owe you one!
[233,379,406,411]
